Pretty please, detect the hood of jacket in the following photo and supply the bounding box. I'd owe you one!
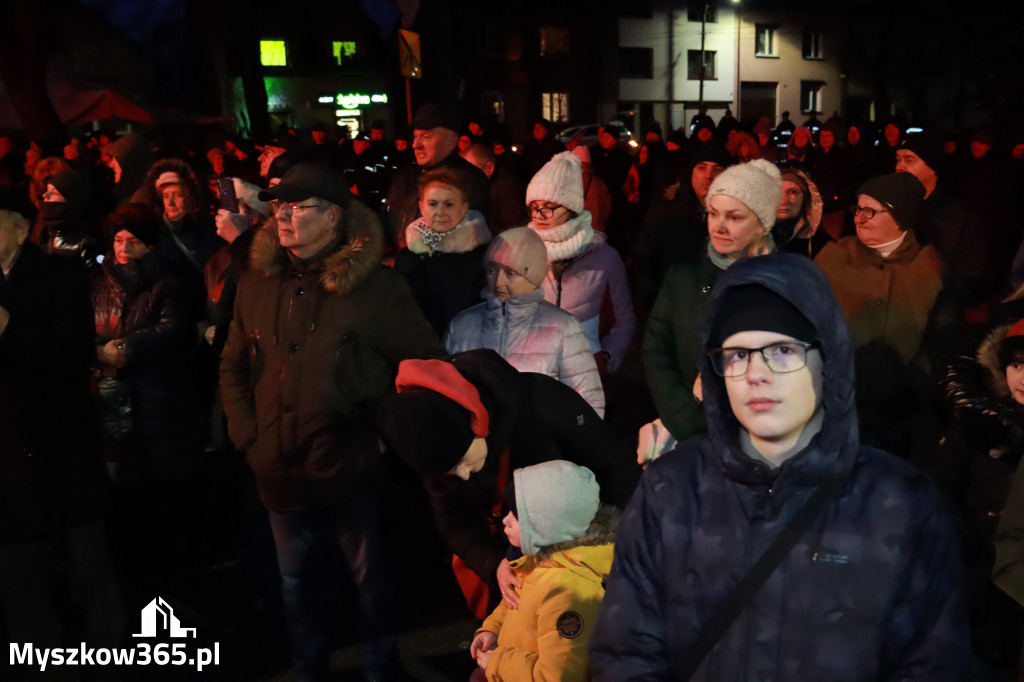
[785,167,823,240]
[404,209,491,255]
[977,321,1018,401]
[514,505,618,583]
[697,253,858,485]
[445,348,527,470]
[250,197,384,295]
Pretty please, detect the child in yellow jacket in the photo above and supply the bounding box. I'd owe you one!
[469,460,616,681]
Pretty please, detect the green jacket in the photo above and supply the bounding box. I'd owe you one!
[220,200,444,511]
[642,256,722,442]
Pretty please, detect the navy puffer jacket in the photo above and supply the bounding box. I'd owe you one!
[591,253,969,681]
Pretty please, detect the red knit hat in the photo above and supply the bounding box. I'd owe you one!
[376,359,491,476]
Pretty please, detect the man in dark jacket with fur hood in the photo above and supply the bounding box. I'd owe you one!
[221,162,443,682]
[591,253,969,680]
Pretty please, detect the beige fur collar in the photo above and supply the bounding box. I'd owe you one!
[250,199,384,295]
[404,210,491,255]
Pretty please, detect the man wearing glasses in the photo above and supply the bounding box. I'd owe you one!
[591,253,968,680]
[814,172,948,462]
[221,162,443,682]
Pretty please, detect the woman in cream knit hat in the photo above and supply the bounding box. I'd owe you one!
[643,159,782,444]
[525,151,636,378]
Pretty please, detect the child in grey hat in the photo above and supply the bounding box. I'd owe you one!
[445,227,606,416]
[469,460,615,682]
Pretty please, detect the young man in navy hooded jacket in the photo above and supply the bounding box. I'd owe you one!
[590,253,969,680]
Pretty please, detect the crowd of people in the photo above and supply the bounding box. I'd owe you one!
[2,101,1024,681]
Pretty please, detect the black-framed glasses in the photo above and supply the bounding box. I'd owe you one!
[527,203,563,219]
[707,341,818,378]
[849,205,890,220]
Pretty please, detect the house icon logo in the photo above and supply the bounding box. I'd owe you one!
[132,597,197,638]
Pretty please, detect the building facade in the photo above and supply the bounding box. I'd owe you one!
[617,1,845,133]
[618,2,740,132]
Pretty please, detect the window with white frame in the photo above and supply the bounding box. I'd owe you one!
[803,29,823,59]
[687,50,717,80]
[542,92,569,123]
[800,81,824,113]
[755,25,778,57]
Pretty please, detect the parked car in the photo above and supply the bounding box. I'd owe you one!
[557,122,637,150]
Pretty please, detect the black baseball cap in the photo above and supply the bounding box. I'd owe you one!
[258,162,351,207]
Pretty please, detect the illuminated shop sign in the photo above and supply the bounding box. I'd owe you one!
[320,93,389,109]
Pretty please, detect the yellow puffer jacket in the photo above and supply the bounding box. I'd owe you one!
[477,522,614,682]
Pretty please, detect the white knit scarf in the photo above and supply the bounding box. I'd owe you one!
[529,210,594,262]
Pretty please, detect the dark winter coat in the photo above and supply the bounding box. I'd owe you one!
[814,230,950,460]
[642,254,722,442]
[395,211,491,337]
[220,199,444,512]
[92,251,202,487]
[917,184,987,304]
[0,244,110,541]
[591,253,970,681]
[416,349,641,583]
[936,319,1024,547]
[936,317,1024,662]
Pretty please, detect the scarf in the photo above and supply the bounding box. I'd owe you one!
[412,216,468,254]
[529,211,594,262]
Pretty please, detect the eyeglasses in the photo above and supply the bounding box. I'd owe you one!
[527,203,563,219]
[707,341,818,378]
[273,201,319,215]
[849,205,890,220]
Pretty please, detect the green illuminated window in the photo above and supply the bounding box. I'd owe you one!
[333,41,357,66]
[261,40,287,67]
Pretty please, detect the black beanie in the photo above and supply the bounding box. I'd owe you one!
[376,391,476,476]
[900,132,943,174]
[104,202,161,248]
[691,141,732,170]
[709,284,816,348]
[49,169,93,210]
[857,173,925,231]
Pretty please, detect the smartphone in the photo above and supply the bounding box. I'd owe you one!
[217,177,239,213]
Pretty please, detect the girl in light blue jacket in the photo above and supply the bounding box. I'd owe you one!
[446,228,605,417]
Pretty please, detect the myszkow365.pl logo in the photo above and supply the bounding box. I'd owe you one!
[10,597,220,672]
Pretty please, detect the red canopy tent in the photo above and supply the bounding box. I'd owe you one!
[0,71,223,129]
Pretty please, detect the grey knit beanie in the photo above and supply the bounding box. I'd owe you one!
[484,227,549,287]
[707,159,783,230]
[526,151,584,214]
[515,460,599,555]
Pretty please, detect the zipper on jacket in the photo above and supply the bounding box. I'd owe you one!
[249,329,260,392]
[499,300,509,353]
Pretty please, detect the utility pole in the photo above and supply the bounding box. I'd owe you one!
[699,1,708,107]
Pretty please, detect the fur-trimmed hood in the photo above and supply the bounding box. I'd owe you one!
[404,209,491,255]
[250,198,384,296]
[977,321,1015,400]
[535,504,619,559]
